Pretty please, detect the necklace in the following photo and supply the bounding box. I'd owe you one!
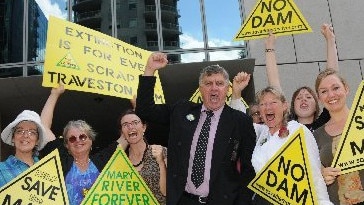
[75,158,90,166]
[130,144,148,167]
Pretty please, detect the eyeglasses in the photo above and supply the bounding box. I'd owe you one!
[67,134,89,143]
[14,129,38,137]
[121,120,141,128]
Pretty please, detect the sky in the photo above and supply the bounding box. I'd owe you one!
[35,0,67,19]
[35,0,243,62]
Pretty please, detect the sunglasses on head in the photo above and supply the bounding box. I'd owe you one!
[67,134,89,143]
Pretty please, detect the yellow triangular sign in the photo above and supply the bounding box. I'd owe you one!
[234,0,312,41]
[0,149,69,205]
[56,52,80,70]
[189,82,249,108]
[248,127,318,205]
[81,147,159,205]
[331,80,364,174]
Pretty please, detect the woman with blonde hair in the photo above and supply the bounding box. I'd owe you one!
[231,84,332,204]
[314,68,364,205]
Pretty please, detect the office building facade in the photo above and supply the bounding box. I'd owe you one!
[0,0,47,77]
[72,0,182,63]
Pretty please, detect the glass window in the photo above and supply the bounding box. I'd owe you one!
[181,52,207,63]
[0,0,68,76]
[129,3,137,10]
[120,35,130,44]
[28,1,48,62]
[129,18,137,28]
[209,50,242,61]
[205,0,243,48]
[1,0,24,64]
[130,36,138,46]
[0,67,22,78]
[180,50,243,63]
[28,65,43,76]
[177,0,203,50]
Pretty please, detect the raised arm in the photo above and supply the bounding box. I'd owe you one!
[40,84,65,142]
[321,23,338,71]
[143,52,168,76]
[130,95,137,111]
[230,72,250,113]
[231,72,251,100]
[265,31,282,92]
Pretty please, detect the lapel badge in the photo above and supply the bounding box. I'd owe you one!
[186,114,195,121]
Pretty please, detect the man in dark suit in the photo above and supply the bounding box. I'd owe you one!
[136,53,256,205]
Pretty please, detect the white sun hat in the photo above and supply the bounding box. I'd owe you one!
[1,110,47,150]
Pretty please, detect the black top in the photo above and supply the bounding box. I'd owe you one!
[305,108,331,132]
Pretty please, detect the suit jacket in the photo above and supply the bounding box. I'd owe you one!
[136,75,256,205]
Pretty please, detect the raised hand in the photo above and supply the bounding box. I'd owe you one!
[321,23,335,41]
[144,52,168,76]
[232,72,251,100]
[51,83,65,96]
[150,144,165,164]
[265,30,276,50]
[321,23,338,70]
[117,134,129,150]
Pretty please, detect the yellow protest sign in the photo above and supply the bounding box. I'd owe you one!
[248,127,318,205]
[234,0,312,41]
[189,82,249,108]
[81,147,159,205]
[43,16,165,104]
[0,149,69,205]
[331,81,364,174]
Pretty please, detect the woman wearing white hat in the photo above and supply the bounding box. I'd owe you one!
[0,110,48,187]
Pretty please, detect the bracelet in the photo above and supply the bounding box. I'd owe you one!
[265,48,275,52]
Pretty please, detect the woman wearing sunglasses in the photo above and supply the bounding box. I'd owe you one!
[39,84,128,205]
